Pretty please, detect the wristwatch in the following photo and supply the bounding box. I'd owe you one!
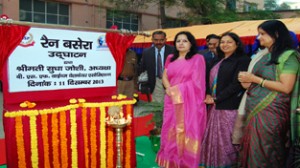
[213,97,217,102]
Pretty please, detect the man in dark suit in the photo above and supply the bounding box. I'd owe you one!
[199,34,216,55]
[141,31,174,102]
[203,34,220,68]
[202,34,220,100]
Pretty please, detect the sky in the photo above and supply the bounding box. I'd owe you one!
[278,0,299,4]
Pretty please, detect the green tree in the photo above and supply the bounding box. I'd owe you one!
[183,0,281,24]
[183,0,243,24]
[241,10,280,20]
[106,0,239,26]
[106,0,182,28]
[264,0,278,10]
[278,3,291,10]
[106,0,281,27]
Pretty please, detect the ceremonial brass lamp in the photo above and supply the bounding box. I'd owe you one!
[106,106,132,168]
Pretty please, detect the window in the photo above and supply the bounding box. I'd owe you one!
[0,4,2,15]
[165,18,188,28]
[106,10,139,31]
[19,0,69,25]
[227,0,236,11]
[244,2,258,12]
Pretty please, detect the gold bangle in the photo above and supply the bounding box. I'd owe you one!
[259,78,264,86]
[261,79,266,87]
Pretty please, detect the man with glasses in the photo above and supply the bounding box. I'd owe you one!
[202,34,220,103]
[140,31,174,102]
[203,34,220,67]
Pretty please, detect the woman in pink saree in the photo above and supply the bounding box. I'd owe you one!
[156,31,207,168]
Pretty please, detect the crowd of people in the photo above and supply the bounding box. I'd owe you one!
[117,19,300,168]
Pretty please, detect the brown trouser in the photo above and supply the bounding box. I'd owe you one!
[117,80,135,98]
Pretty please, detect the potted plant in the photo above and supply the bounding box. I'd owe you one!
[136,100,164,153]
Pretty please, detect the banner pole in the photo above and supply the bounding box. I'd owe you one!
[0,19,150,37]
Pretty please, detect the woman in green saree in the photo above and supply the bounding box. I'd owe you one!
[237,20,300,167]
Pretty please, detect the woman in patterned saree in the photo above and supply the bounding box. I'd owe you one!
[156,31,207,168]
[238,20,300,167]
[199,32,251,168]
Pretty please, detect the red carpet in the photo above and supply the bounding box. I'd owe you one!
[0,139,6,165]
[133,114,154,137]
[138,92,152,102]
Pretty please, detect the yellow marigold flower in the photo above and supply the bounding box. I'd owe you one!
[111,95,117,99]
[69,99,77,104]
[78,99,86,103]
[133,93,138,98]
[28,102,36,108]
[117,94,127,100]
[20,102,28,108]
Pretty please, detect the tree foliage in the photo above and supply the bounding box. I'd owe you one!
[183,0,246,24]
[106,0,182,28]
[278,3,291,10]
[241,10,280,20]
[105,0,282,27]
[183,0,281,24]
[264,0,292,11]
[264,0,278,10]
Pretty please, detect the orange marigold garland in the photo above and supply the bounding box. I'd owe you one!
[4,98,137,168]
[41,114,50,168]
[59,111,68,168]
[82,108,89,168]
[51,113,60,167]
[70,108,78,167]
[15,116,27,168]
[125,104,132,168]
[100,106,106,168]
[90,107,97,168]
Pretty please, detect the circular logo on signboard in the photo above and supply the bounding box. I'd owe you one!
[20,33,35,47]
[97,35,107,49]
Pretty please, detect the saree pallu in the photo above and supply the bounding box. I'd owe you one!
[239,51,299,168]
[199,106,239,168]
[199,59,239,168]
[156,54,207,168]
[232,48,269,145]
